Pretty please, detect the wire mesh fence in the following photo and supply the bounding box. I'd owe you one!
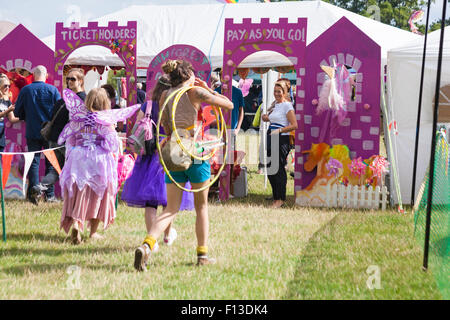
[414,131,449,299]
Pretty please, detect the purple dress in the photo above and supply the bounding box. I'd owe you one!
[121,101,194,210]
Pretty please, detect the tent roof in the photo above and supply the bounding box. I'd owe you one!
[42,1,419,69]
[388,26,450,59]
[0,21,17,41]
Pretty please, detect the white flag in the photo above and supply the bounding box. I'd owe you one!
[22,153,35,197]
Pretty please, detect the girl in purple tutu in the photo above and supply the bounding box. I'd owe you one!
[59,88,140,244]
[121,74,194,250]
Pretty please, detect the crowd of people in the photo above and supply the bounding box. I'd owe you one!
[0,60,297,270]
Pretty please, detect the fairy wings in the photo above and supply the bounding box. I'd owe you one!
[57,89,141,148]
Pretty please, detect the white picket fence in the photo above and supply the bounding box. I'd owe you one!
[325,184,389,210]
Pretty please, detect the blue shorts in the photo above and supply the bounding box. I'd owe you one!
[165,160,211,184]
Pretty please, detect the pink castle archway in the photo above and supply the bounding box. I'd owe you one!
[55,21,138,132]
[222,17,308,201]
[146,44,211,100]
[0,24,57,198]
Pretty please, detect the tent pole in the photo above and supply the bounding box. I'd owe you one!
[411,0,432,208]
[423,0,447,271]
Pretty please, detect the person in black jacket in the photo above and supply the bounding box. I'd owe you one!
[30,68,86,203]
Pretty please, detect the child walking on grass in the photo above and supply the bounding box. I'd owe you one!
[58,88,140,244]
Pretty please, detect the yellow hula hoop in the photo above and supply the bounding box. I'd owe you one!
[156,86,228,193]
[171,87,224,161]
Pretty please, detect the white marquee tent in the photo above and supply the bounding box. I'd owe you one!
[387,26,450,204]
[41,1,419,70]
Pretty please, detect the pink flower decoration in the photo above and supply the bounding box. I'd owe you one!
[312,99,318,106]
[222,84,228,90]
[128,44,134,51]
[370,156,390,179]
[364,104,371,110]
[227,60,234,67]
[348,157,366,177]
[326,158,343,177]
[224,75,230,82]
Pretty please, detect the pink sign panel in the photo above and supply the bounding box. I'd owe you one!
[146,44,211,100]
[222,17,308,201]
[296,17,381,205]
[55,21,137,105]
[0,24,57,198]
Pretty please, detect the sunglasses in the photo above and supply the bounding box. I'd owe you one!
[2,85,10,89]
[66,77,77,82]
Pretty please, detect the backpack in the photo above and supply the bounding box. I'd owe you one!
[40,103,65,141]
[127,102,157,156]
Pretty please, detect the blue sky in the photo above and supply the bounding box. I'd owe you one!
[0,0,448,39]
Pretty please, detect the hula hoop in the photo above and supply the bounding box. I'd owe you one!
[156,86,228,193]
[171,87,224,161]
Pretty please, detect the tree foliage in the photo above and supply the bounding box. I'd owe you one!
[321,0,428,30]
[268,0,448,33]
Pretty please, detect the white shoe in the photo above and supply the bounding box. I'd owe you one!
[163,228,177,246]
[153,241,159,253]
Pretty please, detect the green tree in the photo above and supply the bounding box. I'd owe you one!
[321,0,428,30]
[107,68,125,93]
[428,18,450,32]
[266,0,446,33]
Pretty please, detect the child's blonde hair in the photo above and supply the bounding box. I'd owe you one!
[85,88,110,112]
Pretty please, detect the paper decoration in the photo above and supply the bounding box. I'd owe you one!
[22,153,34,196]
[409,10,424,35]
[43,150,61,174]
[1,154,13,188]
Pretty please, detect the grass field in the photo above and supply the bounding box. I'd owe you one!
[0,163,442,300]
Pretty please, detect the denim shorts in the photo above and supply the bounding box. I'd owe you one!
[165,160,211,184]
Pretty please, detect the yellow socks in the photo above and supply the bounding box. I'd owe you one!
[143,235,157,251]
[197,246,208,256]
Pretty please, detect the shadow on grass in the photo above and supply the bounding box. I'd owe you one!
[4,232,67,243]
[283,213,341,299]
[0,245,136,258]
[1,262,136,276]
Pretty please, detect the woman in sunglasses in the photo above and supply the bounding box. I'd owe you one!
[30,68,86,203]
[0,76,20,153]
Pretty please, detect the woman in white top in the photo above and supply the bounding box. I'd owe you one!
[262,81,297,208]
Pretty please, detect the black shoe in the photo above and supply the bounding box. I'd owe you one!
[27,195,38,206]
[28,186,42,205]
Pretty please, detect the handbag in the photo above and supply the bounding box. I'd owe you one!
[161,128,197,172]
[127,102,156,156]
[40,104,65,141]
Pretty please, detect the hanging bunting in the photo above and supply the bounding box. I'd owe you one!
[22,153,34,196]
[238,68,250,79]
[1,154,13,189]
[43,150,62,174]
[252,67,271,74]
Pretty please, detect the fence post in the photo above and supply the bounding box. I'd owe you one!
[326,184,331,207]
[346,185,351,207]
[360,185,365,208]
[339,184,345,207]
[381,187,388,211]
[353,185,358,208]
[375,186,380,210]
[368,186,374,209]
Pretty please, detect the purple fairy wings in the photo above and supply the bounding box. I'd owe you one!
[58,89,140,145]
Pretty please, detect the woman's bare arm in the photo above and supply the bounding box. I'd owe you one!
[283,110,298,133]
[189,87,233,111]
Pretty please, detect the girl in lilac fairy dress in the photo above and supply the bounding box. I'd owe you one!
[58,88,140,244]
[121,74,194,251]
